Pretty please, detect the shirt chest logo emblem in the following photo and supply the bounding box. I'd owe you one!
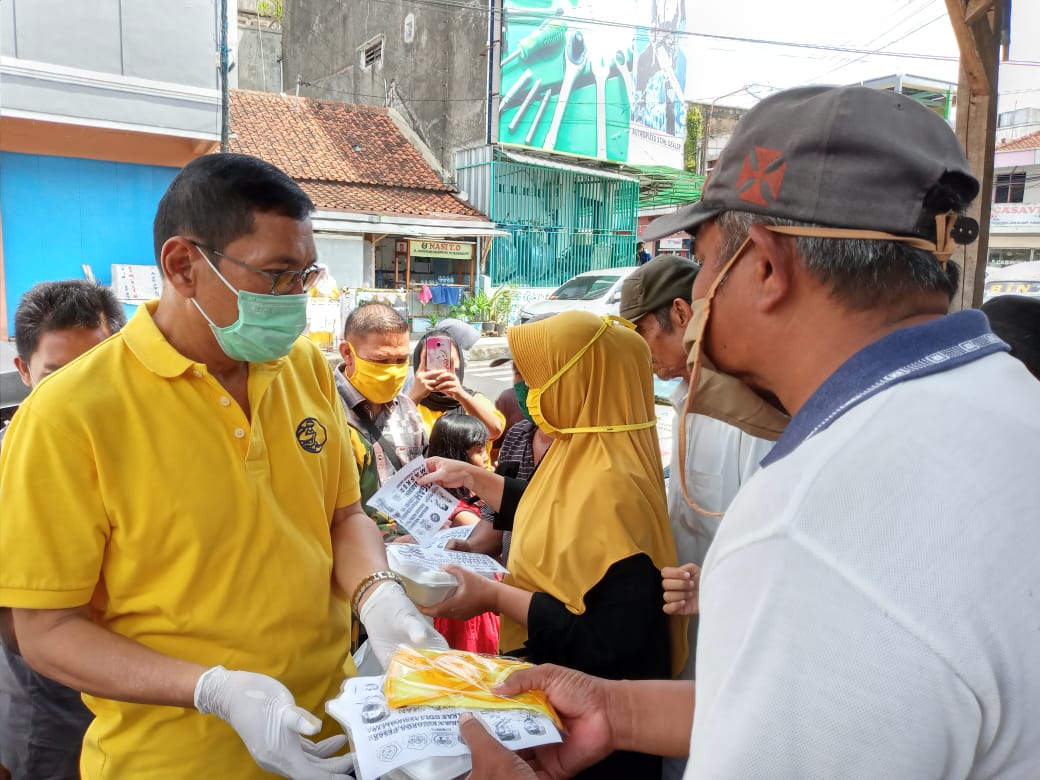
[296,417,328,453]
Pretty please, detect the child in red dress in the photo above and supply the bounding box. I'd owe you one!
[426,414,500,653]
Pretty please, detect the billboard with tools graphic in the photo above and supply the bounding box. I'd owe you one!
[497,0,688,166]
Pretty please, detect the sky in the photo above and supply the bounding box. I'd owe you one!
[679,0,1040,115]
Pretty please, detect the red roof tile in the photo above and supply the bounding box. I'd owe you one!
[297,181,487,218]
[229,90,486,219]
[996,129,1040,152]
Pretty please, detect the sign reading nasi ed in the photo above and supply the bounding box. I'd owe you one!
[408,240,475,259]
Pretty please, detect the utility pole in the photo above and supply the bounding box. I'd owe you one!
[219,0,230,152]
[944,0,1009,310]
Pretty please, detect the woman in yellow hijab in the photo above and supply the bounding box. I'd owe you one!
[422,310,686,779]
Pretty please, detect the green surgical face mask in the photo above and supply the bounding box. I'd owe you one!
[514,381,535,425]
[192,248,308,362]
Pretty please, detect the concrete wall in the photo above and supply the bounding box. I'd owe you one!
[1,0,220,139]
[236,10,283,92]
[283,0,490,176]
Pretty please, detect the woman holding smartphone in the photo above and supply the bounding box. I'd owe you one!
[407,330,505,441]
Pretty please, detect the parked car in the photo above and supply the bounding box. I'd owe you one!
[519,267,639,323]
[983,260,1040,302]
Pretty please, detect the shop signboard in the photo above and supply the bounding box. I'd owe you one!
[498,0,687,167]
[990,203,1040,233]
[408,240,476,259]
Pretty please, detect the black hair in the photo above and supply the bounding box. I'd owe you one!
[14,280,126,359]
[344,302,409,340]
[152,153,314,264]
[427,413,490,463]
[981,295,1040,380]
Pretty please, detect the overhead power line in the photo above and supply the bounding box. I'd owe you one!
[356,0,1040,66]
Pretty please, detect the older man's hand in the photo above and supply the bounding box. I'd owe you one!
[459,713,538,780]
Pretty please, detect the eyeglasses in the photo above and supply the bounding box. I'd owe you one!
[193,243,325,295]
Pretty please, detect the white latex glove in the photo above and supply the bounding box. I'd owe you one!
[195,666,355,780]
[359,581,449,670]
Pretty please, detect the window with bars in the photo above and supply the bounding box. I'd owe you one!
[994,171,1026,204]
[359,37,384,71]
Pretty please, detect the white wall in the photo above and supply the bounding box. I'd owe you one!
[315,233,366,289]
[1,0,220,140]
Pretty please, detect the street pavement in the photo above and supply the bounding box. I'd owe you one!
[464,358,515,404]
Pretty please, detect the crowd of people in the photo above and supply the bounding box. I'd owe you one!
[1,83,1039,780]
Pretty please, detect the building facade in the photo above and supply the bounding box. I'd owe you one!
[282,0,490,177]
[0,0,222,336]
[989,129,1040,268]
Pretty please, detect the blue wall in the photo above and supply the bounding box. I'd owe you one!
[1,152,179,334]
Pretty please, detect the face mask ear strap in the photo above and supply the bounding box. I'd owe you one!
[764,213,958,269]
[529,316,615,434]
[677,235,754,517]
[197,246,240,295]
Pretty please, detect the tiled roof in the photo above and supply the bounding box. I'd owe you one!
[229,89,487,219]
[297,181,485,218]
[996,129,1040,152]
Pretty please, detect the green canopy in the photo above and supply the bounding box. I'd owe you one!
[622,164,705,209]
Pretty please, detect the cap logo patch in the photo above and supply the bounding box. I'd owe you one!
[736,146,787,207]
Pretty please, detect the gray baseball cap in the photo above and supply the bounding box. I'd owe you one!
[644,86,980,244]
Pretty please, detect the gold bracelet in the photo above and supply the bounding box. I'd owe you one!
[351,570,404,617]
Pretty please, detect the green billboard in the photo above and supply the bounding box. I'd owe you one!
[498,0,688,166]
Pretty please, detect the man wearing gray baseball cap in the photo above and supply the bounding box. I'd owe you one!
[459,85,1040,779]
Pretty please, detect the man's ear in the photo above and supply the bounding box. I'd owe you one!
[671,298,693,330]
[160,237,202,298]
[13,355,32,388]
[340,339,356,378]
[747,224,796,313]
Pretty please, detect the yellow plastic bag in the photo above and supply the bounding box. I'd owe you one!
[383,646,561,727]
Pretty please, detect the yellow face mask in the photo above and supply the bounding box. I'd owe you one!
[346,342,409,404]
[526,315,659,436]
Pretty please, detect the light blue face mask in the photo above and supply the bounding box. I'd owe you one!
[192,249,308,362]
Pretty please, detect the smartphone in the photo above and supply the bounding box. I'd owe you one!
[425,336,452,372]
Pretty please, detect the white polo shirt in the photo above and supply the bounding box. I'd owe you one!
[686,311,1040,779]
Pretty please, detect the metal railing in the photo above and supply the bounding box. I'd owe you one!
[458,151,640,288]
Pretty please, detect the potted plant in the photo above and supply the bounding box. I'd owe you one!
[450,299,479,324]
[489,286,515,335]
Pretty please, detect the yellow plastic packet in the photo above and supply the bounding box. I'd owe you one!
[383,646,561,728]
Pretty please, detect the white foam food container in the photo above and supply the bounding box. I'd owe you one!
[386,545,458,607]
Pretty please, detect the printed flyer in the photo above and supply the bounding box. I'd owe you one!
[367,457,461,547]
[327,676,561,780]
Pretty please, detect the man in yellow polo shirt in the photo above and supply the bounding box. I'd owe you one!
[0,153,446,779]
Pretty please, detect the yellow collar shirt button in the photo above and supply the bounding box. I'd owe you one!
[220,396,231,407]
[234,428,246,439]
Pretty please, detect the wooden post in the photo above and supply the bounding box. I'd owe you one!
[945,0,1005,310]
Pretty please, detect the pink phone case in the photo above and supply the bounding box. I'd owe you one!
[425,337,451,371]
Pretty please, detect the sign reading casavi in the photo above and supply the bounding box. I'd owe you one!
[991,203,1040,233]
[408,240,475,259]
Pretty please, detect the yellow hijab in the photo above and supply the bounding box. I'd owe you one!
[503,311,687,676]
